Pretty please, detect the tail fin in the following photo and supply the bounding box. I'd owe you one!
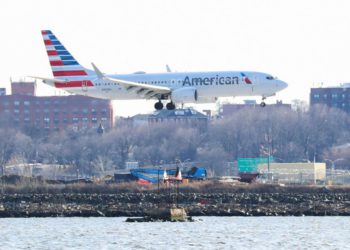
[41,30,94,81]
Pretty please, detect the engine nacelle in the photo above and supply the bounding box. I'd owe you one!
[171,87,198,104]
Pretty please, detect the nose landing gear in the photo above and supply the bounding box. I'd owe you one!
[260,97,266,107]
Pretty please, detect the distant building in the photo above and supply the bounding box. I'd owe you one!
[310,85,350,112]
[0,88,6,96]
[128,108,208,130]
[11,80,36,96]
[220,100,291,117]
[257,162,326,185]
[0,80,114,131]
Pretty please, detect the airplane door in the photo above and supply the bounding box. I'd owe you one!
[82,80,88,92]
[254,76,260,85]
[251,77,259,93]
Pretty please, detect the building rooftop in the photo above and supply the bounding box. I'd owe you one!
[150,108,207,119]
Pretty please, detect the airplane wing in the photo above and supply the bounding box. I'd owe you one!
[90,62,171,99]
[104,76,171,99]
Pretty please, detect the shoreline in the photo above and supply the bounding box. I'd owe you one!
[1,190,349,217]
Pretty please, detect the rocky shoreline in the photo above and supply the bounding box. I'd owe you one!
[1,190,350,217]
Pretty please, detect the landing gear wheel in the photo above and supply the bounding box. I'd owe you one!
[260,102,266,107]
[154,101,164,110]
[166,102,176,110]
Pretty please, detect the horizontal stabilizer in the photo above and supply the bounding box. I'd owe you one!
[29,76,68,86]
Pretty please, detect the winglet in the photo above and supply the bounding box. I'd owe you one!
[91,63,104,79]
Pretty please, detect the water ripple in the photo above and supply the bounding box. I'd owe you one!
[0,217,349,250]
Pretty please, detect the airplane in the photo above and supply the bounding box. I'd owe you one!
[34,30,288,110]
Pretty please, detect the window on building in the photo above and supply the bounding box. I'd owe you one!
[14,109,19,113]
[24,109,30,114]
[323,94,327,98]
[72,117,79,123]
[92,118,97,123]
[23,101,30,106]
[82,108,88,114]
[14,101,20,106]
[332,94,338,99]
[313,94,320,99]
[82,117,88,122]
[101,108,107,115]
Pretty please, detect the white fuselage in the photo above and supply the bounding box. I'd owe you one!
[63,71,287,103]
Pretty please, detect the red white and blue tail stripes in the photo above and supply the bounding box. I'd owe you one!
[41,30,94,88]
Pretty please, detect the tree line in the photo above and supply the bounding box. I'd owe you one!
[0,104,350,176]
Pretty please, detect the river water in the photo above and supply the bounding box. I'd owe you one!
[0,217,349,250]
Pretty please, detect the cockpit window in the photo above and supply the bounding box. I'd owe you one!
[266,76,274,80]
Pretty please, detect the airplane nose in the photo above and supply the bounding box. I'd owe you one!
[278,80,288,90]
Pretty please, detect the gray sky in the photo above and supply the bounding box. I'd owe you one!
[1,0,350,116]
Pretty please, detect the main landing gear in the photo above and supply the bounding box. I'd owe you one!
[154,101,163,110]
[166,102,175,110]
[154,101,176,110]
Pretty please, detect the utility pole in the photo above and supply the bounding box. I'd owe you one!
[158,165,160,195]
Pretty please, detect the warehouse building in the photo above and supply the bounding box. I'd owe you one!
[257,163,326,184]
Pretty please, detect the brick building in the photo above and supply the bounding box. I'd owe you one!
[0,81,114,131]
[310,85,350,112]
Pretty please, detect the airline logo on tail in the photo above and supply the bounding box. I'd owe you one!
[41,30,93,88]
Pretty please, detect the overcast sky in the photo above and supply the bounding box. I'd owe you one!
[1,0,350,116]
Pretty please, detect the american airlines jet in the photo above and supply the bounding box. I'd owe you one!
[34,30,288,110]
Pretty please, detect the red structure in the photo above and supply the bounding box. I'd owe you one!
[11,81,36,96]
[0,81,114,131]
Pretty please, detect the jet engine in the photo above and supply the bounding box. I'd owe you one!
[171,87,198,104]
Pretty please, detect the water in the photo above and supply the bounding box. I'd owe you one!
[0,217,349,250]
